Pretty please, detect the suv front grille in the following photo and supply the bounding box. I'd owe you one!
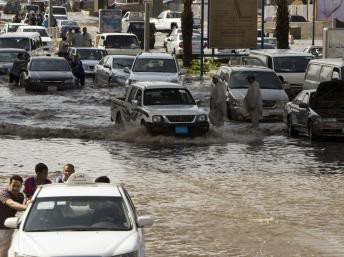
[166,115,195,122]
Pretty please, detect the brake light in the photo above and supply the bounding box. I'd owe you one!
[179,42,183,48]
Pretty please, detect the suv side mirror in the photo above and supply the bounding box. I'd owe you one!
[4,217,20,229]
[123,67,130,73]
[137,215,153,227]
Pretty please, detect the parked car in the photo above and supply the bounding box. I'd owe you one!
[215,65,289,120]
[284,80,344,139]
[0,32,44,56]
[94,55,135,86]
[16,26,53,51]
[303,45,323,58]
[0,48,30,76]
[4,172,154,257]
[2,23,28,33]
[95,33,141,55]
[166,33,204,57]
[67,47,108,76]
[164,28,200,49]
[151,10,181,31]
[111,82,209,136]
[3,2,20,14]
[20,56,76,91]
[126,21,156,49]
[125,52,185,86]
[121,11,144,33]
[303,58,343,90]
[45,6,67,16]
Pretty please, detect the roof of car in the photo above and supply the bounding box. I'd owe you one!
[70,47,107,50]
[221,65,273,72]
[308,57,344,66]
[136,52,175,59]
[31,56,67,61]
[0,32,40,38]
[107,54,135,59]
[0,48,27,52]
[99,33,137,37]
[37,183,122,197]
[250,49,313,57]
[132,81,185,90]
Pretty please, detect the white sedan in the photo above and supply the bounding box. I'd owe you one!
[5,173,153,257]
[166,33,204,57]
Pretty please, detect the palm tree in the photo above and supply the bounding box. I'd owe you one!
[275,0,290,49]
[181,0,193,67]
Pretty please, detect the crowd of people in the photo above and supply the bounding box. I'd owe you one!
[12,12,45,26]
[0,163,110,257]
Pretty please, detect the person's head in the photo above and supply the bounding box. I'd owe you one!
[63,163,75,181]
[246,74,255,84]
[45,15,48,19]
[82,27,87,33]
[95,176,110,183]
[8,175,23,195]
[35,162,48,180]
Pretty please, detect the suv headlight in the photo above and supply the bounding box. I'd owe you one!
[112,252,138,257]
[196,114,207,122]
[152,115,163,123]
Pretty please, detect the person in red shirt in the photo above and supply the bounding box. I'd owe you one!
[23,163,52,199]
[0,175,31,257]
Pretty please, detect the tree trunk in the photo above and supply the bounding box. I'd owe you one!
[182,0,193,67]
[275,0,289,49]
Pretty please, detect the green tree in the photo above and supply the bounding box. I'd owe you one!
[275,0,289,49]
[181,0,193,67]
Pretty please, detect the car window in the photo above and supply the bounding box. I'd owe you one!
[128,87,138,102]
[0,38,30,51]
[105,36,140,49]
[113,58,134,69]
[229,71,283,89]
[302,93,309,105]
[77,49,106,60]
[23,196,131,232]
[332,67,340,80]
[305,64,321,81]
[274,56,312,73]
[134,89,142,106]
[132,58,177,73]
[157,12,164,19]
[319,65,333,82]
[144,88,195,105]
[31,59,70,71]
[0,52,20,62]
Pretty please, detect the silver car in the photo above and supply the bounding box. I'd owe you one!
[216,66,289,120]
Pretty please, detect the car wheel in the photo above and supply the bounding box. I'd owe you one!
[287,116,297,136]
[308,120,317,140]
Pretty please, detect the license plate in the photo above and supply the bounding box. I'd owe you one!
[175,126,188,134]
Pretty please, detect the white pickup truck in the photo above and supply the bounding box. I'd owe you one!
[151,10,182,31]
[111,81,209,136]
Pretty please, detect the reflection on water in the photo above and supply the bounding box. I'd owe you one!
[0,136,343,257]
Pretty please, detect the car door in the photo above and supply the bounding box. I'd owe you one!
[131,88,143,125]
[103,57,113,83]
[123,86,137,123]
[289,91,305,129]
[297,92,310,130]
[98,56,109,83]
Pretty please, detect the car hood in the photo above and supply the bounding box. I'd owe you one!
[130,72,179,82]
[14,230,138,256]
[145,105,207,115]
[29,71,74,80]
[229,88,289,101]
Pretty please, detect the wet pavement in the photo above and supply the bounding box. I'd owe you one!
[0,11,343,257]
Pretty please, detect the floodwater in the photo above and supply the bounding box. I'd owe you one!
[1,75,344,257]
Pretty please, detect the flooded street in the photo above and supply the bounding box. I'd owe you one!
[1,75,344,257]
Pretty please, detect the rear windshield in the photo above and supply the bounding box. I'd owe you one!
[274,56,312,73]
[113,58,134,69]
[77,49,107,60]
[144,88,195,105]
[229,71,283,89]
[0,38,30,51]
[31,59,70,71]
[23,28,48,37]
[52,7,66,15]
[105,36,140,49]
[25,5,38,11]
[132,58,177,73]
[0,52,21,62]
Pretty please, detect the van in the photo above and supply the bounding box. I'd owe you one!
[95,33,141,55]
[249,49,313,99]
[303,58,344,90]
[0,32,44,56]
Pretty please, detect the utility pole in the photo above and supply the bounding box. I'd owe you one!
[312,0,316,45]
[48,0,52,27]
[144,1,151,51]
[261,0,265,49]
[200,0,204,79]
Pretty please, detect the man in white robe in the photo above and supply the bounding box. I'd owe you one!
[209,75,227,127]
[244,74,263,128]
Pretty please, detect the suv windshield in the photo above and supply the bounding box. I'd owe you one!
[105,36,140,49]
[113,58,134,69]
[144,88,195,105]
[24,197,131,232]
[274,56,312,73]
[31,59,70,71]
[8,25,21,32]
[77,49,106,60]
[0,38,30,51]
[52,7,66,15]
[229,71,283,89]
[132,58,177,73]
[23,29,48,37]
